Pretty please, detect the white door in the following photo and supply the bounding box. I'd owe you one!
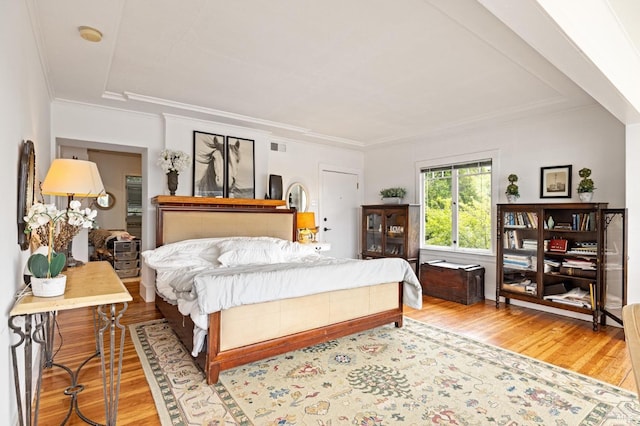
[320,169,360,258]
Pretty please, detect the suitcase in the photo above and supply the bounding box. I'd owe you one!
[420,260,485,305]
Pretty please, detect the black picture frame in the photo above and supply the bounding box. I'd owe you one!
[226,136,255,199]
[540,165,572,198]
[193,131,226,197]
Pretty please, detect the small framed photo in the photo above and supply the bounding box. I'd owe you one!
[226,136,255,199]
[193,131,226,197]
[540,165,572,198]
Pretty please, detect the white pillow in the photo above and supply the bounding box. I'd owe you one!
[216,238,320,266]
[217,248,286,267]
[216,236,289,252]
[141,237,224,270]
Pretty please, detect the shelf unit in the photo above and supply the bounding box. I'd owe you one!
[110,240,141,279]
[496,203,626,330]
[361,204,420,273]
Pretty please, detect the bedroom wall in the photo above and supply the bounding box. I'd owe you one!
[2,1,53,423]
[51,102,366,299]
[363,104,626,320]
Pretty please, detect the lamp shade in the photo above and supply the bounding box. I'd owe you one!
[297,212,316,229]
[41,159,105,198]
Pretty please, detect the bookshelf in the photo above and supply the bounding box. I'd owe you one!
[496,203,627,330]
[361,204,420,273]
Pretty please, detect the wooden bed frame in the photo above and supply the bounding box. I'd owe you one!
[151,196,404,384]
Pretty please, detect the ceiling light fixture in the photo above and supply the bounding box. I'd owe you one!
[78,26,103,42]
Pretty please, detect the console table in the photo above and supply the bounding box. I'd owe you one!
[9,261,132,425]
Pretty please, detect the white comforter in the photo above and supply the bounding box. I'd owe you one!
[142,237,422,353]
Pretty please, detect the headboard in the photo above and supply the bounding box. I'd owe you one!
[152,196,296,247]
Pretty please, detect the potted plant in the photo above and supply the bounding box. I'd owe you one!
[505,174,520,203]
[380,187,407,204]
[24,201,97,297]
[577,168,595,202]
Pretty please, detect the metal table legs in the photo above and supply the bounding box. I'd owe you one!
[10,302,128,426]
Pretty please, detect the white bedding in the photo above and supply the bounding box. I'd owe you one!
[142,237,422,354]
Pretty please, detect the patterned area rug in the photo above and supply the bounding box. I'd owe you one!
[130,318,640,425]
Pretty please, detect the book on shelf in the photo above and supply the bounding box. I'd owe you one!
[503,229,520,249]
[504,212,537,229]
[567,241,597,255]
[559,266,596,278]
[543,287,592,309]
[503,279,536,295]
[562,258,596,269]
[543,282,567,296]
[554,222,573,230]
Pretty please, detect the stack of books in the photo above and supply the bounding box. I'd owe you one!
[560,258,596,278]
[522,239,538,251]
[543,286,594,309]
[544,258,561,273]
[503,254,533,270]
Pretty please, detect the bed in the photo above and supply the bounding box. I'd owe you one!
[145,196,422,384]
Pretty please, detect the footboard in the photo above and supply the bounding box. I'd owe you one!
[204,281,404,384]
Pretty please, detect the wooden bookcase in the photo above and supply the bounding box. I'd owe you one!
[361,204,420,273]
[496,203,627,330]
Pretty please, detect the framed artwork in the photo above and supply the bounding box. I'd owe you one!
[193,131,226,197]
[226,136,255,199]
[540,165,572,198]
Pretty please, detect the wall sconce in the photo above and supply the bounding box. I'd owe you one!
[41,158,105,267]
[297,212,317,243]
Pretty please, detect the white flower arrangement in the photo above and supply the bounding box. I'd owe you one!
[24,200,97,278]
[158,149,191,174]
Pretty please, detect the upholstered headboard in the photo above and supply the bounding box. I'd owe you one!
[152,196,296,246]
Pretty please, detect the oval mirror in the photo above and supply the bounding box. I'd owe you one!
[95,191,115,210]
[17,140,36,250]
[286,183,308,212]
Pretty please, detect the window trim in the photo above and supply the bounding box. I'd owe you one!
[415,149,500,254]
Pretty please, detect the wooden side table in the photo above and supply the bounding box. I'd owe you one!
[9,261,132,426]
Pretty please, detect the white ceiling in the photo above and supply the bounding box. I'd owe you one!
[29,0,638,148]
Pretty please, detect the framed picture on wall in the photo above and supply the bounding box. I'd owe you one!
[226,136,255,199]
[540,165,572,198]
[193,131,226,197]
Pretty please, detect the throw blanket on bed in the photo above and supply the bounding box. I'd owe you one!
[193,256,421,313]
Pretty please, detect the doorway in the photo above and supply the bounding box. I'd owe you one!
[319,166,362,258]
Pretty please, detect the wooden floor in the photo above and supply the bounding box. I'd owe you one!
[32,281,636,425]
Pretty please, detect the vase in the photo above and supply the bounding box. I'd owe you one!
[31,274,66,297]
[382,197,403,204]
[506,194,518,203]
[167,171,179,196]
[579,192,593,202]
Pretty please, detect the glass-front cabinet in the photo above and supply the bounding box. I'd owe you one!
[496,203,627,331]
[361,204,420,273]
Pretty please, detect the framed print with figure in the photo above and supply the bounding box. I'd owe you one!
[226,136,255,199]
[193,131,226,197]
[540,165,572,198]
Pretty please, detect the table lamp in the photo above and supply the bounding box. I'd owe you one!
[41,158,105,267]
[297,212,317,243]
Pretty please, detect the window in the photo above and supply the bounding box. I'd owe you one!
[422,160,492,252]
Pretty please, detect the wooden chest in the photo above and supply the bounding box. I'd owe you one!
[420,260,485,305]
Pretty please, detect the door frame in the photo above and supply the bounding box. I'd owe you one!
[318,163,364,254]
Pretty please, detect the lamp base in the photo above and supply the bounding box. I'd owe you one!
[66,256,84,268]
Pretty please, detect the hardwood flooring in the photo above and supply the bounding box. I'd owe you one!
[32,281,636,425]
